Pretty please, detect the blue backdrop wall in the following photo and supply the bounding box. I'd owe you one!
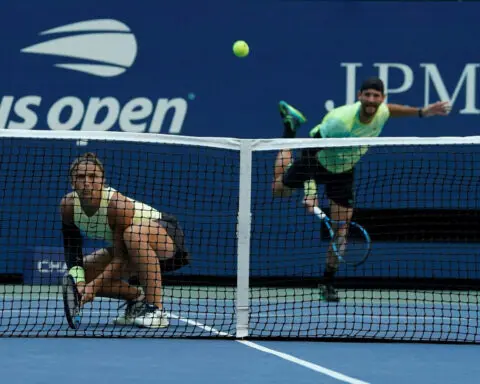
[0,0,478,282]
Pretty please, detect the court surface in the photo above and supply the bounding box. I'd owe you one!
[1,285,479,383]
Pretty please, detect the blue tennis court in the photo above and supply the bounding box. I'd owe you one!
[1,338,478,384]
[1,324,479,383]
[1,285,479,384]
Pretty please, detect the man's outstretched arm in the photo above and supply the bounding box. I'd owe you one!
[388,101,451,118]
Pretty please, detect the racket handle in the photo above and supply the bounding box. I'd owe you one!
[312,206,327,220]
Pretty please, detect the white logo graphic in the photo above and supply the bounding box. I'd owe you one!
[326,62,479,114]
[2,19,189,133]
[21,19,138,77]
[0,96,188,133]
[37,260,67,274]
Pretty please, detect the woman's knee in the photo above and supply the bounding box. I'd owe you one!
[123,222,175,259]
[123,224,143,245]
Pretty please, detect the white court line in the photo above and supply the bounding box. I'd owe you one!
[166,311,371,384]
[238,340,370,384]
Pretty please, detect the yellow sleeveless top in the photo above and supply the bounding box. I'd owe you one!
[72,187,162,244]
[309,102,390,173]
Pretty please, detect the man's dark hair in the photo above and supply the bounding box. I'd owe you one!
[360,77,385,94]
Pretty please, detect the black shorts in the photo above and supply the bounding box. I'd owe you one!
[156,213,190,273]
[282,148,354,208]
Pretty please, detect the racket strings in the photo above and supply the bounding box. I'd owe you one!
[334,223,370,264]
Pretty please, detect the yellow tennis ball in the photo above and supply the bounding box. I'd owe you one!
[233,40,249,58]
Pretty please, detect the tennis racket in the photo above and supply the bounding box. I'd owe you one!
[312,206,371,267]
[62,274,81,329]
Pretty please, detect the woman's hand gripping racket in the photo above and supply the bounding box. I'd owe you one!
[62,274,82,329]
[311,206,372,267]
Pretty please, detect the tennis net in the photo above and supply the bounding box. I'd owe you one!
[0,130,479,343]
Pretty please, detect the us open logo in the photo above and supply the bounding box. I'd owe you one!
[2,19,188,133]
[21,19,138,77]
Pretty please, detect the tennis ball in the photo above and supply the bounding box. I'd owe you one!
[233,40,249,58]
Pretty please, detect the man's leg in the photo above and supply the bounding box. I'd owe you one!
[273,150,295,197]
[322,200,353,302]
[321,172,355,302]
[272,101,307,197]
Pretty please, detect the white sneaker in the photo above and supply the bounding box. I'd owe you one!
[133,304,169,328]
[113,300,145,325]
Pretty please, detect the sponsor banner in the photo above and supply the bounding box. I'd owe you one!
[0,1,479,137]
[22,242,480,285]
[23,247,66,285]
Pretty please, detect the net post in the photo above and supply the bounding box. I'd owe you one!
[236,139,252,338]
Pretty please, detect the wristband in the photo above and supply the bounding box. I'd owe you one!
[418,108,424,118]
[69,266,85,284]
[304,180,317,198]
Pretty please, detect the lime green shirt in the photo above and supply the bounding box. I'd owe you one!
[309,102,390,173]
